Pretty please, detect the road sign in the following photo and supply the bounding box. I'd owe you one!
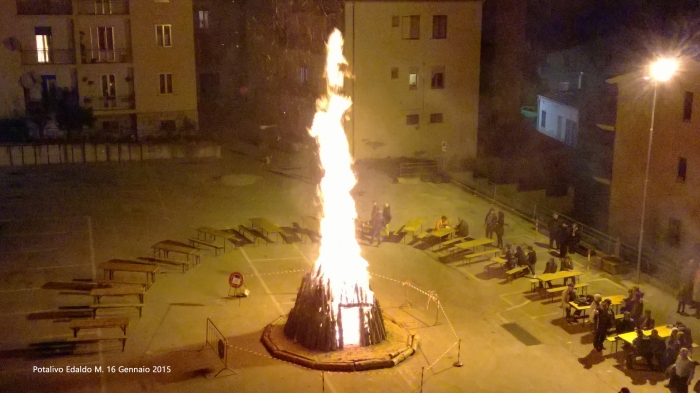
[228,272,244,288]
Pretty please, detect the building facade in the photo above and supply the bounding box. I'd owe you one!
[608,59,700,261]
[0,0,198,139]
[344,0,482,164]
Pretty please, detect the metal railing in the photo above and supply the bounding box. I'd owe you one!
[84,95,135,111]
[398,160,439,177]
[81,48,132,64]
[202,318,235,377]
[76,0,129,15]
[16,0,72,15]
[20,49,76,65]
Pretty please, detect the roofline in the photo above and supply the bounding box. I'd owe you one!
[346,0,481,2]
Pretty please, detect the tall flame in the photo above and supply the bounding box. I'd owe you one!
[308,29,374,346]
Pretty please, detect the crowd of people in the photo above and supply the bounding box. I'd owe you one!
[547,213,581,259]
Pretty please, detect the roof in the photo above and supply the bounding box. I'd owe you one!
[538,92,580,108]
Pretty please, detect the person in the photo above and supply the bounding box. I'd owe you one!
[650,329,667,371]
[540,258,558,288]
[594,299,615,351]
[616,311,636,334]
[370,201,379,220]
[622,286,644,320]
[504,244,516,269]
[632,329,653,369]
[619,388,631,393]
[494,217,505,249]
[560,256,575,285]
[435,215,449,231]
[548,213,560,249]
[485,208,497,239]
[589,294,603,325]
[382,203,392,237]
[562,283,581,323]
[558,222,571,258]
[455,217,469,238]
[515,246,527,267]
[636,309,654,331]
[369,210,384,247]
[666,348,696,393]
[569,223,581,255]
[678,280,693,315]
[677,322,694,349]
[666,328,682,371]
[527,246,537,276]
[692,268,700,317]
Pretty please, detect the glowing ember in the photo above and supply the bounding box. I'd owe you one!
[283,29,384,351]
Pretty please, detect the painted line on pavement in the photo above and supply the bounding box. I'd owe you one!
[240,248,284,315]
[498,289,530,306]
[249,257,305,262]
[292,243,315,267]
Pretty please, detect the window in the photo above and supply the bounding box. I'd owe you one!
[556,116,563,139]
[198,10,209,29]
[565,119,578,146]
[94,0,113,15]
[431,67,444,89]
[429,113,443,123]
[409,73,418,90]
[432,15,447,39]
[406,114,419,125]
[96,27,115,61]
[300,67,308,85]
[35,26,52,63]
[678,157,687,182]
[155,25,172,47]
[391,16,399,28]
[391,67,398,79]
[668,218,681,247]
[402,16,420,40]
[683,91,693,122]
[540,110,546,128]
[160,120,177,132]
[159,73,173,94]
[101,74,116,108]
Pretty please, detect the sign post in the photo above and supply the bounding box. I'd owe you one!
[227,272,249,302]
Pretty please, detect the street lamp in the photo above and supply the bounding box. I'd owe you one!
[636,57,679,283]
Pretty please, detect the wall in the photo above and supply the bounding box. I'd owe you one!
[536,95,578,144]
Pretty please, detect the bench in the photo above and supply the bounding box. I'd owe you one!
[434,237,466,251]
[69,317,129,338]
[462,249,502,264]
[188,238,223,255]
[545,283,589,301]
[506,266,528,282]
[90,303,145,318]
[529,279,539,292]
[67,334,128,352]
[137,256,189,273]
[96,279,149,290]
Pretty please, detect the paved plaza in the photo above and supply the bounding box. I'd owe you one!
[0,143,694,393]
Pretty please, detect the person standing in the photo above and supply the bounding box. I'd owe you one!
[666,348,696,393]
[558,222,571,258]
[548,213,560,249]
[594,299,615,351]
[369,210,384,247]
[382,203,392,239]
[485,208,497,239]
[370,201,379,220]
[569,223,581,255]
[494,218,505,249]
[527,246,537,277]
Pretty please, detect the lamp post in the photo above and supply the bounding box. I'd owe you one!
[635,58,678,283]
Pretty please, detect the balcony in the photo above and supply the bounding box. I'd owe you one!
[84,95,135,111]
[81,48,132,64]
[76,0,129,15]
[21,49,76,65]
[16,0,72,15]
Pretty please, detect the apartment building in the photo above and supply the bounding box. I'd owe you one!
[344,0,482,164]
[0,0,198,139]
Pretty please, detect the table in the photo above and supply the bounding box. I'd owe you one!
[568,294,627,321]
[454,237,494,251]
[152,240,201,264]
[617,325,674,345]
[537,270,582,287]
[428,227,455,248]
[249,217,283,243]
[400,219,423,243]
[99,260,159,285]
[197,226,239,252]
[90,286,145,304]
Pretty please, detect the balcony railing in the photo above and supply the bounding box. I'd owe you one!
[84,95,135,111]
[76,0,129,15]
[21,49,76,65]
[81,48,132,64]
[16,0,72,15]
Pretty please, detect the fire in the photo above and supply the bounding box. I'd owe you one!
[307,29,374,346]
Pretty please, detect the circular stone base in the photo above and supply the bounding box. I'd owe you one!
[261,315,416,372]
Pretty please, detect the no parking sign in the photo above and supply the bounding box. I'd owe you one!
[228,272,244,288]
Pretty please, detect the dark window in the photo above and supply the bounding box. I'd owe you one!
[432,15,447,39]
[678,157,687,182]
[159,73,173,94]
[406,114,419,125]
[391,67,398,79]
[402,16,420,40]
[540,111,546,128]
[160,120,177,132]
[300,67,308,85]
[683,91,693,122]
[391,16,399,27]
[668,218,681,247]
[431,71,444,89]
[429,113,443,123]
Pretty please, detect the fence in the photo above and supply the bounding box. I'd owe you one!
[398,160,439,177]
[203,318,236,377]
[452,175,681,288]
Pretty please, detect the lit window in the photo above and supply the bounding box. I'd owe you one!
[35,26,52,63]
[198,10,209,29]
[430,113,443,123]
[155,25,172,47]
[432,15,447,39]
[402,16,420,40]
[406,114,419,125]
[300,67,308,85]
[409,73,417,90]
[683,91,693,122]
[391,67,398,79]
[678,157,687,182]
[159,73,173,94]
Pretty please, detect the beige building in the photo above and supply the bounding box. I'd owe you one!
[608,59,700,260]
[344,0,482,164]
[0,0,198,139]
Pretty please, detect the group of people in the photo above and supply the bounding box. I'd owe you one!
[484,208,506,248]
[547,213,581,259]
[367,201,392,247]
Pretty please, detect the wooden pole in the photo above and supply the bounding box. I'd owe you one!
[453,339,464,367]
[420,367,424,393]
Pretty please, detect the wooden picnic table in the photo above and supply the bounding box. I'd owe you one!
[90,286,145,304]
[99,260,159,285]
[399,218,423,243]
[152,241,201,264]
[250,217,283,243]
[616,325,674,345]
[427,227,455,249]
[568,294,627,320]
[454,237,494,251]
[196,226,239,252]
[537,270,582,287]
[303,216,320,233]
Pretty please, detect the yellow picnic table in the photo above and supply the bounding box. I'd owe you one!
[568,294,626,321]
[152,240,201,264]
[99,260,159,285]
[197,226,239,252]
[537,270,582,287]
[616,325,674,345]
[90,286,145,304]
[249,217,283,243]
[454,237,494,251]
[399,218,424,243]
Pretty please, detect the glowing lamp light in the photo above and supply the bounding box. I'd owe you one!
[649,58,678,82]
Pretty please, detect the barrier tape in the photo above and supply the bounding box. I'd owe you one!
[242,269,306,277]
[426,340,459,371]
[437,302,459,340]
